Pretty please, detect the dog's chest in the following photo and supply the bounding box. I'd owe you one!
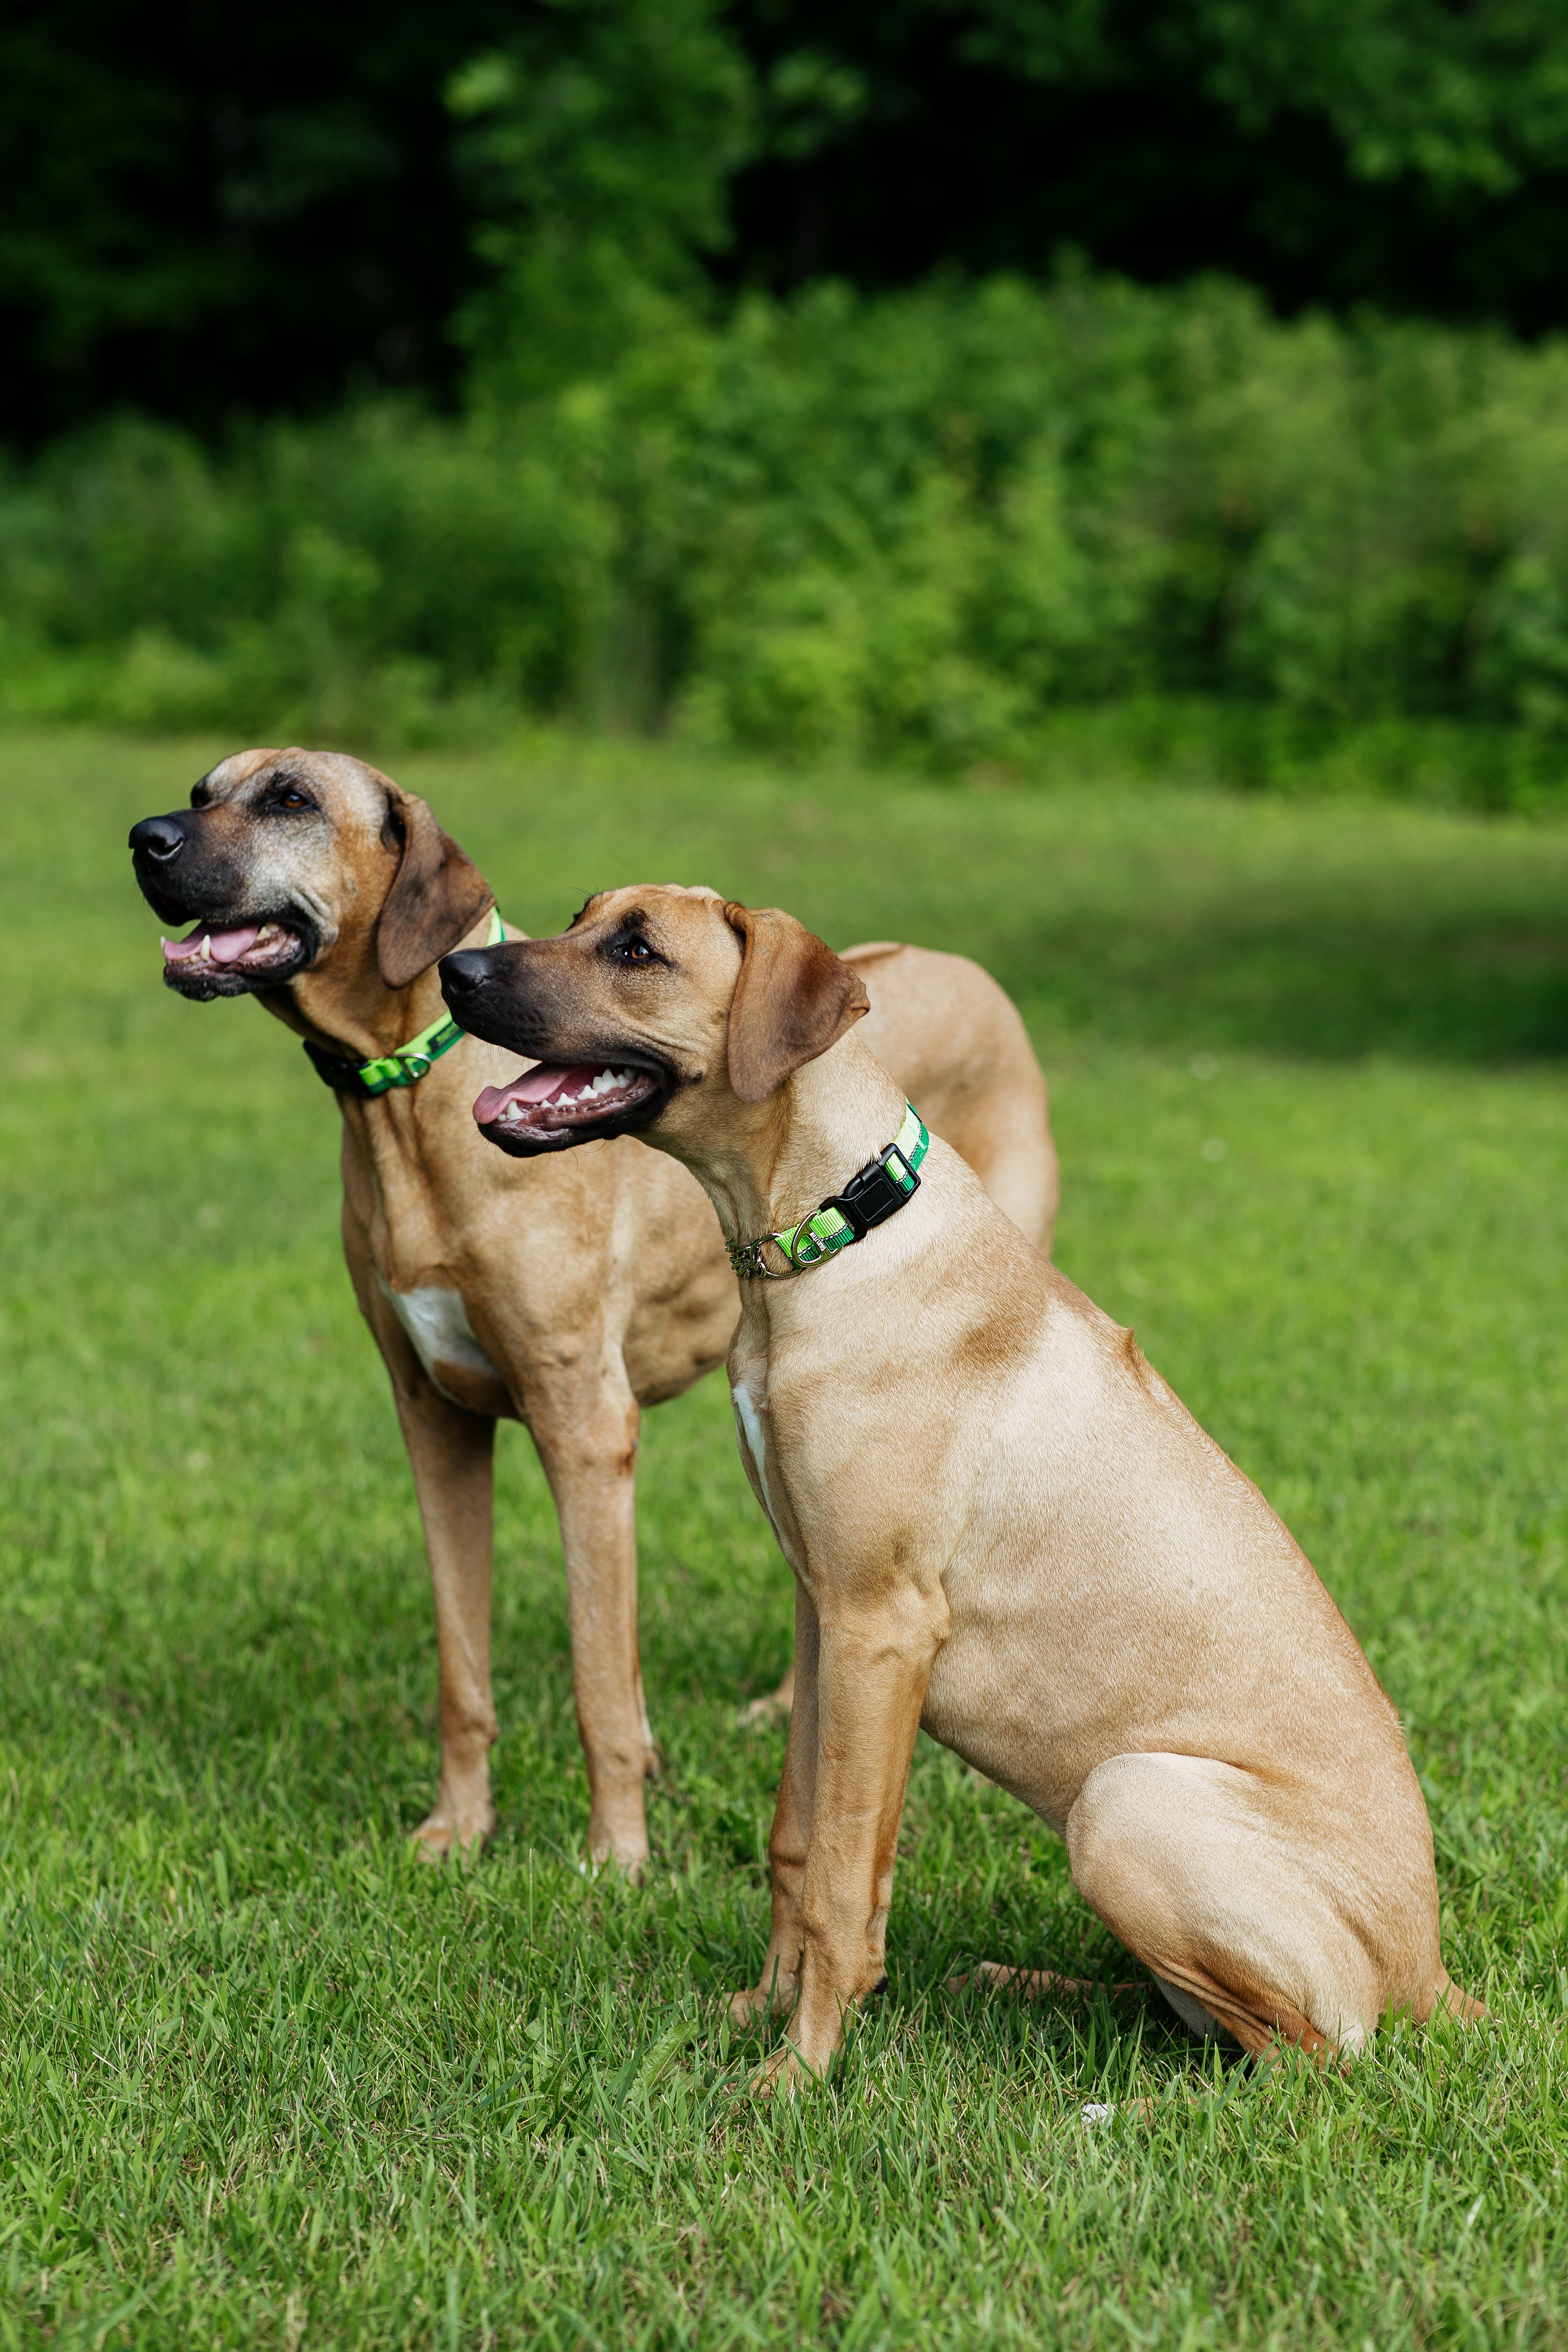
[730,1372,805,1576]
[377,1277,501,1404]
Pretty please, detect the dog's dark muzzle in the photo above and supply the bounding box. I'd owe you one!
[439,945,502,1011]
[440,939,646,1072]
[129,811,201,920]
[438,943,554,1054]
[441,941,675,1156]
[130,805,315,994]
[129,814,187,864]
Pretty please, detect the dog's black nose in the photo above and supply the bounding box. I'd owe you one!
[439,949,493,1002]
[129,815,186,863]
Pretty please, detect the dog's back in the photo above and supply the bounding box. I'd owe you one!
[848,942,1056,1255]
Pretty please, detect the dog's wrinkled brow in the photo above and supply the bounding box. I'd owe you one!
[567,895,608,929]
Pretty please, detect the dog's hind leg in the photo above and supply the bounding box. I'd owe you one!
[1064,1751,1407,2062]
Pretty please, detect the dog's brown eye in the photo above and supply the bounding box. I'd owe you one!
[273,784,314,812]
[607,931,661,965]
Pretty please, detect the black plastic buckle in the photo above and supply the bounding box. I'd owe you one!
[817,1139,920,1240]
[302,1038,377,1099]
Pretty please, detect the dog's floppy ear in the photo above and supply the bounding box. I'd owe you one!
[722,902,870,1103]
[377,787,494,989]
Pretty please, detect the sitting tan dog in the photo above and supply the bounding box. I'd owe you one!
[441,887,1482,2080]
[128,750,1057,1875]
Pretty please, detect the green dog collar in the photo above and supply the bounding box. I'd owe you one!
[304,906,504,1099]
[728,1103,929,1280]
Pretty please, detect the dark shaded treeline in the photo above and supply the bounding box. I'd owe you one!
[0,0,518,440]
[6,0,1568,444]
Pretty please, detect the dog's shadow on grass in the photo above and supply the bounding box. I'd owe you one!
[998,891,1568,1064]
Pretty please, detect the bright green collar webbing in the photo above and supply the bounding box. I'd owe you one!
[303,906,505,1099]
[728,1104,929,1280]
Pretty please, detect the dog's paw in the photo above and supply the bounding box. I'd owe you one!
[411,1802,495,1865]
[587,1825,651,1885]
[750,2043,803,2096]
[738,1688,793,1728]
[750,2025,846,2092]
[729,1971,799,2027]
[738,1661,795,1725]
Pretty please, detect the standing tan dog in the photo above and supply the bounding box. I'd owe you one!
[441,886,1482,2081]
[128,750,1057,1875]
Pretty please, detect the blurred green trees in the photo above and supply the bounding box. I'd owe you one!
[9,1,1568,781]
[10,272,1568,797]
[447,0,753,396]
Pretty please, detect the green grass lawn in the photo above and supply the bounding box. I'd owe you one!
[3,724,1568,2349]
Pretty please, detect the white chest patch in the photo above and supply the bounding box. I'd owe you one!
[732,1378,801,1571]
[378,1279,500,1402]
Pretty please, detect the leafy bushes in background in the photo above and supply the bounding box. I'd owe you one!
[7,271,1568,799]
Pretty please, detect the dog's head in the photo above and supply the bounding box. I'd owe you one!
[128,747,492,1003]
[439,885,870,1159]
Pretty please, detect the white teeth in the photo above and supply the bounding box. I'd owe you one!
[255,924,276,943]
[197,935,211,962]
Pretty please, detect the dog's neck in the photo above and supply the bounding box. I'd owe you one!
[259,902,501,1064]
[669,1033,911,1252]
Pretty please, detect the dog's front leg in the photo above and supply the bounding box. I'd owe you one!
[732,1581,819,2023]
[346,1219,500,1860]
[392,1381,500,1859]
[530,1368,655,1879]
[758,1593,944,2090]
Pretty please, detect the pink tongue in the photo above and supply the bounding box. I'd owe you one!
[473,1065,600,1124]
[162,925,260,965]
[512,1063,599,1104]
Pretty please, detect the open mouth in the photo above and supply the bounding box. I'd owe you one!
[160,919,308,995]
[473,1061,664,1155]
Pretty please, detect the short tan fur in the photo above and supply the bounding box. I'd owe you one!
[131,752,1057,1876]
[454,884,1482,2085]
